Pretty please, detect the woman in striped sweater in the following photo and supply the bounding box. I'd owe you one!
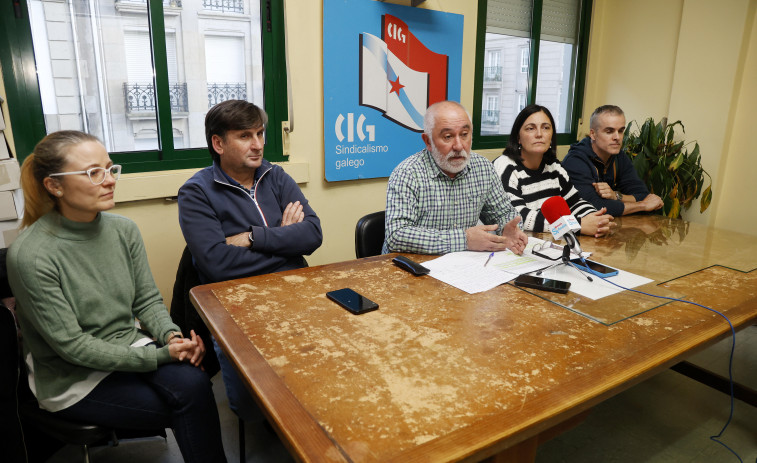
[493,105,615,237]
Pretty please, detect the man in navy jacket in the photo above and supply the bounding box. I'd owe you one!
[562,105,663,216]
[178,99,322,422]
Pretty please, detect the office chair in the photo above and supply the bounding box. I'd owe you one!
[2,303,115,463]
[170,246,220,377]
[3,303,169,463]
[171,245,246,462]
[355,211,386,258]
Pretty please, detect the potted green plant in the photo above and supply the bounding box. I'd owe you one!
[622,117,712,219]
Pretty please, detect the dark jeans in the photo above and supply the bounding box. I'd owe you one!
[212,336,264,423]
[56,361,226,463]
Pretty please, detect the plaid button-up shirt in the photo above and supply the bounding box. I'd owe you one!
[383,149,518,255]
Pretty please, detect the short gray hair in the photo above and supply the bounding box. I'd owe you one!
[590,105,624,131]
[424,101,471,135]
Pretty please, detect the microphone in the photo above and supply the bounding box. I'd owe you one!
[541,196,583,256]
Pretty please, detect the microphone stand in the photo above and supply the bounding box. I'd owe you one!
[535,241,593,282]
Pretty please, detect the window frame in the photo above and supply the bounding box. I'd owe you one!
[0,0,289,172]
[472,0,593,150]
[519,47,529,74]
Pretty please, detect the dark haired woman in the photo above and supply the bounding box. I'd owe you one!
[8,131,226,462]
[493,105,615,237]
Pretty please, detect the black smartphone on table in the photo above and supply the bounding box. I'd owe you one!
[569,258,619,277]
[326,288,379,315]
[513,274,571,294]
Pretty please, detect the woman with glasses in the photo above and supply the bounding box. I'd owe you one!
[493,105,615,237]
[7,131,226,462]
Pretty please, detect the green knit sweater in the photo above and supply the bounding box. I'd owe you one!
[8,211,179,412]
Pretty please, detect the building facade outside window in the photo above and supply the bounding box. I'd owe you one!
[0,0,287,172]
[520,47,529,73]
[473,0,592,149]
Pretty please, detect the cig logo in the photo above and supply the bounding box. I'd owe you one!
[387,22,406,43]
[335,113,375,142]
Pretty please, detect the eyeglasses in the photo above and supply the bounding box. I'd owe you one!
[49,165,122,185]
[531,240,564,261]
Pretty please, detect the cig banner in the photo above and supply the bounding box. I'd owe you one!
[323,0,463,181]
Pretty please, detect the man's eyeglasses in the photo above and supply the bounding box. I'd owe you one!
[49,165,122,185]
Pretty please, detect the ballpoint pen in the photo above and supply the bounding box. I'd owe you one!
[484,251,494,266]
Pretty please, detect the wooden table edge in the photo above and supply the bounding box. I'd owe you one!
[190,285,351,463]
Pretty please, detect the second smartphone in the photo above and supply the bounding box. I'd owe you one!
[513,274,571,294]
[569,258,619,277]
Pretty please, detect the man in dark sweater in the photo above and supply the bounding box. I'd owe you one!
[562,105,663,216]
[178,100,322,423]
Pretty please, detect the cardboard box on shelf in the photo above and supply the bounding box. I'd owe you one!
[11,189,23,219]
[0,191,17,221]
[0,133,10,160]
[0,219,21,248]
[0,159,20,191]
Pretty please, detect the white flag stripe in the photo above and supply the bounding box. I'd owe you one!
[360,33,389,112]
[385,47,427,130]
[360,32,427,131]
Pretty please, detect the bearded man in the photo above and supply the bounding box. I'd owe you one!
[382,100,527,255]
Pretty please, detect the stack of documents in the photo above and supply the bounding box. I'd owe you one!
[421,237,651,299]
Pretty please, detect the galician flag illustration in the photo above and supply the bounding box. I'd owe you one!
[359,14,449,132]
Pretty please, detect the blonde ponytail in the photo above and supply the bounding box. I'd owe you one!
[20,154,54,228]
[19,131,101,228]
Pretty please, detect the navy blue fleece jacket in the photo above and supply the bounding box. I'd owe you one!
[562,137,649,217]
[178,160,322,284]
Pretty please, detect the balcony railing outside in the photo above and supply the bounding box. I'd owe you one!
[482,109,499,125]
[116,0,183,7]
[484,66,502,82]
[207,83,247,108]
[124,82,188,113]
[202,0,244,13]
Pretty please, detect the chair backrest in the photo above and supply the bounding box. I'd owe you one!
[355,211,386,258]
[1,303,27,462]
[170,246,220,377]
[1,304,19,401]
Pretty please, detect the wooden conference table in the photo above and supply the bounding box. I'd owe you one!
[190,215,757,462]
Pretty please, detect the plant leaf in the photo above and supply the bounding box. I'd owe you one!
[669,183,678,199]
[690,143,700,165]
[668,198,681,218]
[650,164,669,197]
[669,141,684,156]
[669,151,685,171]
[633,150,649,180]
[640,120,651,146]
[669,120,685,134]
[700,185,712,212]
[661,196,672,216]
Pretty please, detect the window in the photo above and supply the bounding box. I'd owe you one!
[472,0,592,149]
[520,47,529,73]
[482,95,500,134]
[0,0,288,173]
[485,50,502,82]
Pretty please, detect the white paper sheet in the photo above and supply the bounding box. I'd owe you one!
[532,264,653,300]
[422,237,652,299]
[422,252,516,294]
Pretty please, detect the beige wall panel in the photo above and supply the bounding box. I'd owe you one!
[713,2,757,234]
[112,199,184,307]
[579,0,683,139]
[668,0,751,225]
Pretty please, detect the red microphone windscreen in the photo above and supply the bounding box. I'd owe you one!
[541,196,571,224]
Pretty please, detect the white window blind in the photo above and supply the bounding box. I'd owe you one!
[204,35,245,83]
[541,0,580,43]
[486,0,532,38]
[124,30,178,82]
[486,0,579,43]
